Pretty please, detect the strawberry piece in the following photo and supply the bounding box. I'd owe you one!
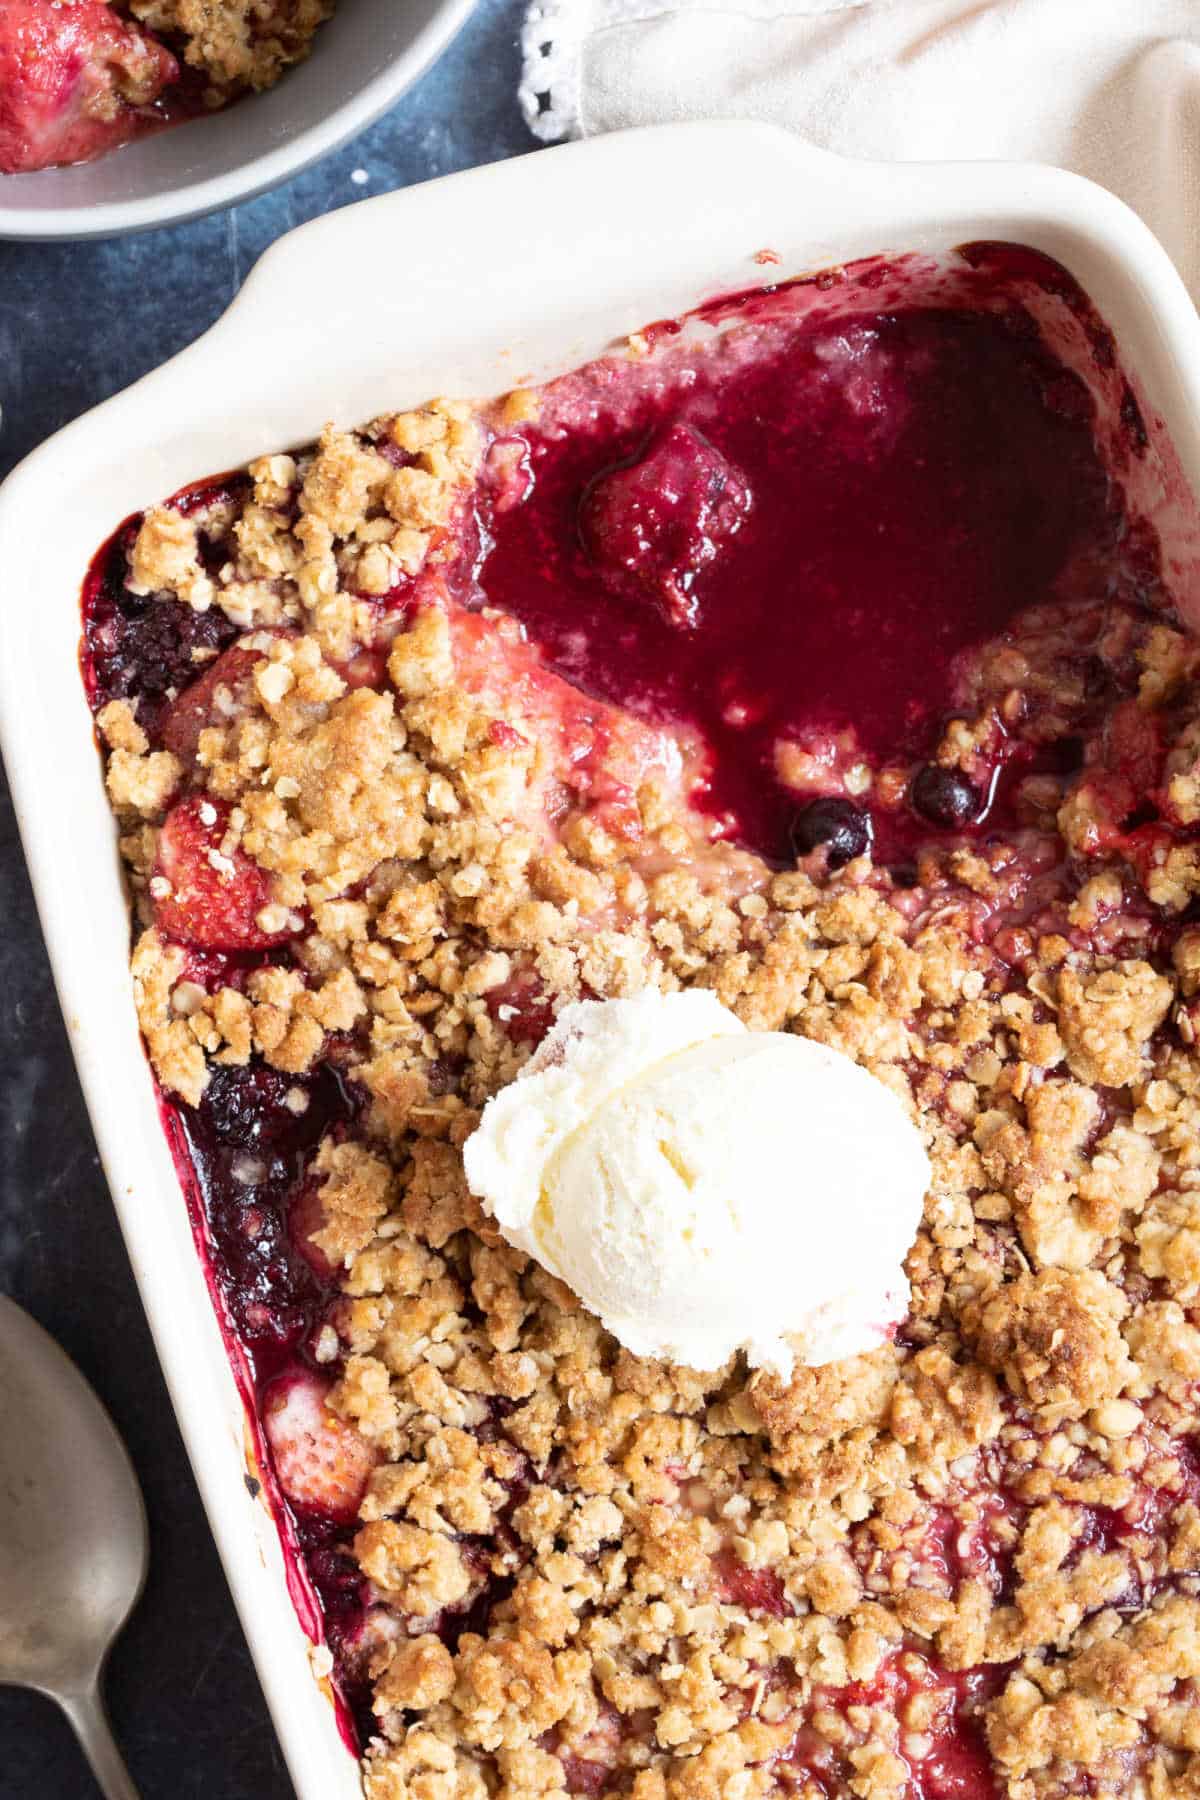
[1102,696,1163,797]
[483,969,555,1046]
[438,605,694,838]
[262,1370,376,1523]
[160,642,267,761]
[712,1546,788,1616]
[289,1176,337,1280]
[579,424,752,628]
[152,794,289,951]
[0,0,177,174]
[557,1754,612,1796]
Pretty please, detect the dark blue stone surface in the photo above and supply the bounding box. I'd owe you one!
[0,8,534,1793]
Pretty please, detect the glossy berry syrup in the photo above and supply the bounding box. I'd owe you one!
[161,1060,378,1745]
[479,250,1159,868]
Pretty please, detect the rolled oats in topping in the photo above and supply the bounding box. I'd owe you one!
[82,265,1200,1799]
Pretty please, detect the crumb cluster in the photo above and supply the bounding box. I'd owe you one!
[87,358,1200,1800]
[129,0,333,102]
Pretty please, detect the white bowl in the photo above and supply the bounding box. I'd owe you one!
[0,0,474,241]
[2,123,1199,1794]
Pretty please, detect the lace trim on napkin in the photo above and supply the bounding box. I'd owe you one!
[518,0,874,141]
[519,0,596,141]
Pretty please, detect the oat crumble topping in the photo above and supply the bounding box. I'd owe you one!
[128,0,332,98]
[82,258,1200,1798]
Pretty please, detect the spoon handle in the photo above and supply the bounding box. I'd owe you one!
[59,1683,141,1800]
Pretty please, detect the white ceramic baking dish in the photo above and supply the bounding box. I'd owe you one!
[3,122,1200,1797]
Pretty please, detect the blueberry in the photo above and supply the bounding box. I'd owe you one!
[791,798,873,868]
[910,765,982,829]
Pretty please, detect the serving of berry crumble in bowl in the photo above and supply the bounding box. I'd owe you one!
[0,0,473,239]
[7,123,1200,1797]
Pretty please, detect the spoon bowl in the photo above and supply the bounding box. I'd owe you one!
[0,1296,147,1797]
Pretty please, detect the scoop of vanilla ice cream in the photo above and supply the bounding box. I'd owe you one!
[463,991,929,1375]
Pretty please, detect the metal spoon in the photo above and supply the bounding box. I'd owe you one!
[0,1296,147,1799]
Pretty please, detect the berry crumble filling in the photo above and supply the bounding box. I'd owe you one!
[82,246,1200,1799]
[0,0,333,174]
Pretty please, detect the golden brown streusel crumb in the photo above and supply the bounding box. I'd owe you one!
[126,505,213,609]
[354,1518,473,1617]
[1056,959,1173,1087]
[373,1633,456,1713]
[130,928,209,1106]
[963,1268,1134,1424]
[104,744,182,819]
[308,1138,395,1269]
[129,0,332,94]
[96,698,148,755]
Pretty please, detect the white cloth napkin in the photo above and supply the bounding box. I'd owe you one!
[518,0,1200,299]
